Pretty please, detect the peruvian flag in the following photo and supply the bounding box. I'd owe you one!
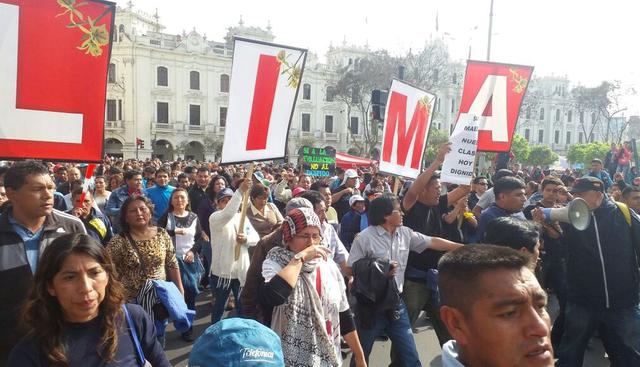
[379,79,436,179]
[458,60,534,152]
[0,0,115,162]
[221,38,307,164]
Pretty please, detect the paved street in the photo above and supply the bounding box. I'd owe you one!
[164,290,609,366]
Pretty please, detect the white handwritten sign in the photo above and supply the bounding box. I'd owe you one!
[441,113,480,185]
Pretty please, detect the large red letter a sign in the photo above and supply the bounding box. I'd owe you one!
[457,61,534,152]
[379,80,435,179]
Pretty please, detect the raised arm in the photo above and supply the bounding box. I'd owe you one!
[403,142,451,211]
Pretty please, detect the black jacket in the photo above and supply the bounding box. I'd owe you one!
[0,206,86,363]
[351,257,400,328]
[561,198,640,310]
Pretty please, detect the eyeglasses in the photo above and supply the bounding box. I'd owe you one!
[295,233,323,243]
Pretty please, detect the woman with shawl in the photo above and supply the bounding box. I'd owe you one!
[261,208,367,366]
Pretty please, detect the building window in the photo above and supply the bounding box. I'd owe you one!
[591,112,596,124]
[555,109,561,122]
[157,102,168,124]
[452,73,457,84]
[106,99,116,121]
[190,71,200,90]
[219,107,227,127]
[567,110,572,122]
[524,129,530,141]
[324,115,334,133]
[220,74,230,93]
[350,117,359,134]
[566,131,571,144]
[351,88,360,103]
[301,113,311,132]
[189,104,200,125]
[157,66,168,87]
[579,132,584,143]
[451,98,456,113]
[107,63,116,84]
[538,129,544,143]
[526,107,531,119]
[437,98,441,112]
[590,133,595,142]
[118,100,122,121]
[554,130,560,144]
[580,111,584,123]
[326,86,335,102]
[303,83,311,100]
[539,108,545,120]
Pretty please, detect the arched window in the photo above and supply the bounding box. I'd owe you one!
[107,63,116,83]
[220,74,229,93]
[567,110,573,122]
[190,71,200,90]
[157,66,168,87]
[303,83,311,100]
[539,108,545,120]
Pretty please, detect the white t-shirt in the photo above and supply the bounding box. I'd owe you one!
[475,187,496,210]
[262,258,349,365]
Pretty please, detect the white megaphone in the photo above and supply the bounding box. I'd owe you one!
[541,197,591,231]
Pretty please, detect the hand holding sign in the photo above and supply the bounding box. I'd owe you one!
[441,113,480,186]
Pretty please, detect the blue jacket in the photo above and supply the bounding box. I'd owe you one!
[152,280,195,333]
[144,185,175,222]
[561,198,640,310]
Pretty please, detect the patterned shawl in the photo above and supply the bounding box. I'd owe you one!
[267,246,340,367]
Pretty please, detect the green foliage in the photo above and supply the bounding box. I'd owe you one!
[566,142,610,167]
[423,128,450,163]
[510,134,531,163]
[524,146,559,167]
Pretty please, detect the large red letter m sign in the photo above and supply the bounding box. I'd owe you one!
[379,80,435,179]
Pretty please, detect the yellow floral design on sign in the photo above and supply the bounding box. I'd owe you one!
[509,68,528,94]
[276,50,303,89]
[419,96,433,111]
[57,0,111,57]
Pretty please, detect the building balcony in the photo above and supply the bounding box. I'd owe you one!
[187,124,204,133]
[105,120,125,131]
[323,132,339,141]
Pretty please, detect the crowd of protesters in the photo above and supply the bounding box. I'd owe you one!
[0,142,639,366]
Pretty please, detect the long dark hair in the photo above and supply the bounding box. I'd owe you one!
[22,233,126,366]
[167,187,191,213]
[119,195,155,233]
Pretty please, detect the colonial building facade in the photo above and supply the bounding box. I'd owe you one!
[105,5,628,162]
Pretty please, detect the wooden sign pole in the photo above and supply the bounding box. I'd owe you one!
[235,163,255,260]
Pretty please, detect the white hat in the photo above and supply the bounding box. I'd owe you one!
[349,194,365,207]
[342,169,359,186]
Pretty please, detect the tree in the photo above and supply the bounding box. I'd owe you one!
[203,136,223,159]
[422,128,449,164]
[510,134,531,164]
[331,50,398,157]
[402,38,452,93]
[567,142,610,168]
[524,145,558,167]
[571,81,627,143]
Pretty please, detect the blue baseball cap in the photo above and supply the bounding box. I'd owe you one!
[216,188,234,201]
[188,318,284,367]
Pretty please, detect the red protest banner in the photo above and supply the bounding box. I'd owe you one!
[0,0,115,162]
[379,79,436,179]
[457,60,534,152]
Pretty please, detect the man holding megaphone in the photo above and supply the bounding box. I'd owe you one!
[543,177,640,367]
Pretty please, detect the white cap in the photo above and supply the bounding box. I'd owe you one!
[349,194,365,207]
